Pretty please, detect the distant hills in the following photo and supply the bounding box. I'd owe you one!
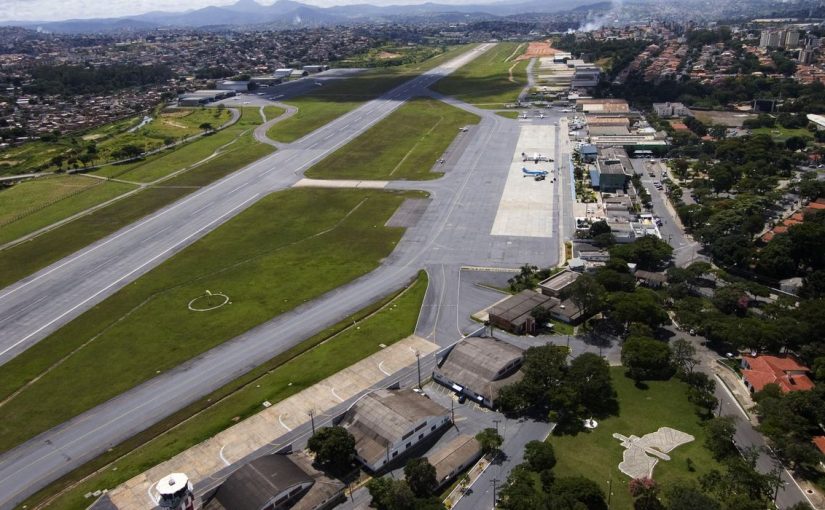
[0,0,596,33]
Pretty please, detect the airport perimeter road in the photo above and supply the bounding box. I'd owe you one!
[0,47,568,508]
[0,43,492,368]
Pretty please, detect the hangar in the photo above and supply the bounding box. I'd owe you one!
[202,452,343,510]
[340,389,450,472]
[433,337,524,408]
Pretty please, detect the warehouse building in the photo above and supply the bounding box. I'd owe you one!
[340,389,450,472]
[201,452,344,510]
[594,147,631,193]
[426,435,482,489]
[433,337,524,408]
[488,289,583,335]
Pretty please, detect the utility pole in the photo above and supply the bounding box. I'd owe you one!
[492,419,501,434]
[415,350,422,390]
[451,399,455,424]
[308,409,316,435]
[490,478,499,508]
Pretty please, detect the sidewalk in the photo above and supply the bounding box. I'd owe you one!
[712,360,758,425]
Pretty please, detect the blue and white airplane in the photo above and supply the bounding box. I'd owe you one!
[522,167,549,177]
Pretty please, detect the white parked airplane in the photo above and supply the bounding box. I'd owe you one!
[522,152,553,163]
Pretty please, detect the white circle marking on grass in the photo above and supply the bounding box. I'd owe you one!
[188,290,230,312]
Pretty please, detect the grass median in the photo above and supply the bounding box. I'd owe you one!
[0,187,423,454]
[267,44,473,143]
[549,367,722,510]
[0,107,275,288]
[305,97,479,180]
[432,42,527,108]
[22,270,428,510]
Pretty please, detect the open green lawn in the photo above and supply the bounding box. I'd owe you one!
[23,271,428,510]
[0,108,232,177]
[263,105,286,122]
[267,45,473,143]
[0,187,421,453]
[549,367,722,510]
[0,176,136,245]
[305,97,479,180]
[0,108,274,287]
[93,107,265,183]
[752,126,814,142]
[431,42,527,108]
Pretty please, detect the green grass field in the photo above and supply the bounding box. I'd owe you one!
[0,108,232,177]
[267,45,473,143]
[752,126,814,142]
[549,367,722,510]
[432,42,527,108]
[0,188,421,453]
[305,98,479,180]
[263,105,286,122]
[0,177,136,245]
[23,271,428,510]
[0,108,275,287]
[94,107,265,183]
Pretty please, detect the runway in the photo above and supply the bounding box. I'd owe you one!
[0,44,491,367]
[0,45,569,509]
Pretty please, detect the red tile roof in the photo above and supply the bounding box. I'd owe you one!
[814,436,825,455]
[742,355,814,393]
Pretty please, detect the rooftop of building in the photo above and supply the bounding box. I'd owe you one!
[742,354,814,393]
[341,389,449,466]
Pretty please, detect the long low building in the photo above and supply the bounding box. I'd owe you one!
[426,435,482,489]
[489,289,583,335]
[433,337,524,408]
[340,389,450,472]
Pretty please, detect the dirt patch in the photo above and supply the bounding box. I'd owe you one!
[0,160,19,166]
[163,120,188,129]
[692,110,756,127]
[376,51,402,60]
[517,41,558,61]
[81,134,104,141]
[160,109,192,118]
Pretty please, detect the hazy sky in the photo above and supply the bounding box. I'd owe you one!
[2,0,502,22]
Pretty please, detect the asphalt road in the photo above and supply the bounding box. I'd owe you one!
[0,44,571,509]
[628,158,705,267]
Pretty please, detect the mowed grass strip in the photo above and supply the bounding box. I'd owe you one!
[27,271,428,510]
[305,97,479,181]
[432,42,528,108]
[0,108,275,288]
[267,44,473,143]
[0,188,418,453]
[549,367,722,510]
[0,176,136,244]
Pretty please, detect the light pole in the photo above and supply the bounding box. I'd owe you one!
[308,409,316,435]
[415,350,422,390]
[490,478,499,508]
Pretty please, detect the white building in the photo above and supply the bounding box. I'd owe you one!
[340,389,450,472]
